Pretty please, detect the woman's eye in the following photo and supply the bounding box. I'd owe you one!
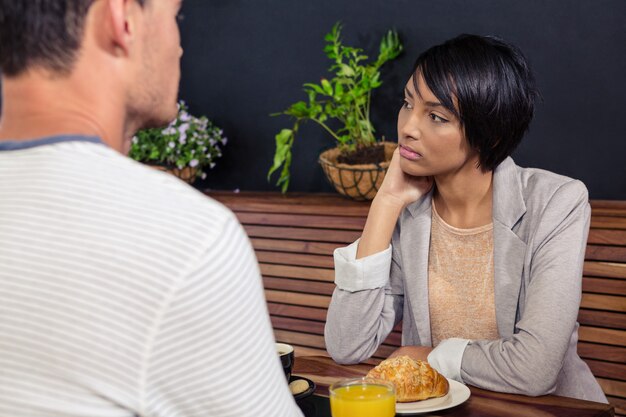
[429,113,448,123]
[402,99,413,110]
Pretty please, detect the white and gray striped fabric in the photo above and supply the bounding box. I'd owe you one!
[0,138,303,417]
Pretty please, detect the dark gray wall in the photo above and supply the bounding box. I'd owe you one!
[184,1,621,199]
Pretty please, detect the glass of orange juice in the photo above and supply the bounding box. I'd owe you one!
[329,377,395,417]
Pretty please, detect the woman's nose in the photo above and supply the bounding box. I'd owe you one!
[400,111,421,141]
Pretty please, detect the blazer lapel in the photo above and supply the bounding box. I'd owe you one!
[492,158,527,338]
[403,192,434,346]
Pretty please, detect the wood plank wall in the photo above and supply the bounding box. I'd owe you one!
[210,192,626,415]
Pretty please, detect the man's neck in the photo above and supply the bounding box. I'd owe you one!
[0,70,126,151]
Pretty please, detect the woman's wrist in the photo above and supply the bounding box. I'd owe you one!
[373,190,412,212]
[357,194,406,259]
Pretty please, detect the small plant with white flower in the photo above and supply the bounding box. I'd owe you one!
[129,101,227,183]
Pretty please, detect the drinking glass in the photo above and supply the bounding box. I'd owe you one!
[329,377,395,417]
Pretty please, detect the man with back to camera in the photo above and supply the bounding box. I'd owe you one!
[0,1,303,416]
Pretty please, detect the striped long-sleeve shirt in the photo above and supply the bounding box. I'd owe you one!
[0,136,303,417]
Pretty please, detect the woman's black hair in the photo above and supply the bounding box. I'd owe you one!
[412,34,540,171]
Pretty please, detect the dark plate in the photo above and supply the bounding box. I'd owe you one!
[289,375,316,401]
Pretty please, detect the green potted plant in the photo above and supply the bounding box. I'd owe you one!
[268,22,403,200]
[129,101,228,183]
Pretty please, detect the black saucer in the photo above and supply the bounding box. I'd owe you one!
[289,375,316,401]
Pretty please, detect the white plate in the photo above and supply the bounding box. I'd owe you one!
[395,379,470,414]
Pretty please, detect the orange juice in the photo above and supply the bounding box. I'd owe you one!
[330,381,395,417]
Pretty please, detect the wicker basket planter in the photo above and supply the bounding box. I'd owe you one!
[318,141,397,201]
[149,165,197,184]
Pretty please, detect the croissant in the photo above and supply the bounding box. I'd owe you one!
[366,355,449,402]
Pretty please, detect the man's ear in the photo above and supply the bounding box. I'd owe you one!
[105,0,138,56]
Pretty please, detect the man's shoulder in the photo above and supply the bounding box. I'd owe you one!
[59,142,236,229]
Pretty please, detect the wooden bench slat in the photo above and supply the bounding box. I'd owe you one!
[591,200,626,215]
[578,342,626,363]
[264,277,335,296]
[597,378,626,400]
[586,245,626,262]
[244,225,361,243]
[591,216,626,230]
[578,309,626,330]
[267,303,328,321]
[584,261,626,279]
[237,212,366,230]
[211,192,370,217]
[251,238,338,256]
[271,316,325,335]
[265,290,331,309]
[583,277,626,297]
[257,251,335,268]
[579,326,626,346]
[588,229,626,246]
[581,293,626,313]
[260,263,334,281]
[584,359,626,381]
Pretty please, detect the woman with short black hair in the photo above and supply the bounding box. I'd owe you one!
[324,34,607,403]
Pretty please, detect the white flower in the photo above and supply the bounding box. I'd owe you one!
[201,173,207,180]
[162,126,177,135]
[132,136,139,144]
[178,123,190,134]
[222,137,228,145]
[210,162,216,169]
[179,132,187,144]
[168,142,175,148]
[209,139,216,146]
[179,112,191,122]
[189,159,199,168]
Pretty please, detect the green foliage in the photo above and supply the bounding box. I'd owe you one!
[268,22,403,192]
[129,101,227,181]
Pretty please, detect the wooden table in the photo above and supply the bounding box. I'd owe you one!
[294,356,614,417]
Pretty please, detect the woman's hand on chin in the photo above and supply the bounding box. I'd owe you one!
[377,147,433,208]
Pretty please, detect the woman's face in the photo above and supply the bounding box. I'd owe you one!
[397,73,479,178]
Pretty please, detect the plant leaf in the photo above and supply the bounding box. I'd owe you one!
[321,79,333,95]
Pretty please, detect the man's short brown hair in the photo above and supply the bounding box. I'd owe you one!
[0,0,145,76]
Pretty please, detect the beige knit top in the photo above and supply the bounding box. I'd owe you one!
[428,203,500,346]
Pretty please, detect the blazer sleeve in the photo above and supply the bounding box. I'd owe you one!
[324,229,405,364]
[458,180,591,396]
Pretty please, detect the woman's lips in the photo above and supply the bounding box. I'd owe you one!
[399,145,422,161]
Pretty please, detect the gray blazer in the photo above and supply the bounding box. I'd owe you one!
[325,157,607,403]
